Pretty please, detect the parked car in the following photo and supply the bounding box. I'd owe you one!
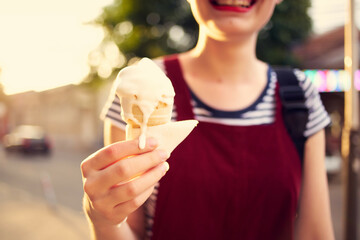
[3,125,51,154]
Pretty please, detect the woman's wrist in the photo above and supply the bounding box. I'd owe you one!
[83,197,128,231]
[86,211,129,233]
[89,219,141,240]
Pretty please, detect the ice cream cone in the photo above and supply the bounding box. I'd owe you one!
[114,57,197,150]
[121,98,173,128]
[126,120,198,154]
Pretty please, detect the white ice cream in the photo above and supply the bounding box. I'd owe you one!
[115,58,175,149]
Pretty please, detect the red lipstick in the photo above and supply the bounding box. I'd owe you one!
[209,0,255,13]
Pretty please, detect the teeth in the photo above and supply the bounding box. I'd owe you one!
[236,0,251,6]
[214,0,253,7]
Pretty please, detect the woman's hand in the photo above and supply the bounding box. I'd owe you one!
[81,138,169,229]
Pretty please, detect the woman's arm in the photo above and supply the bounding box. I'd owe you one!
[103,118,126,146]
[82,119,166,240]
[295,129,335,240]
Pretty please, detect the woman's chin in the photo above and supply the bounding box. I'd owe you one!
[204,21,260,40]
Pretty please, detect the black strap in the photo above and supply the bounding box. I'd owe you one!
[275,68,308,164]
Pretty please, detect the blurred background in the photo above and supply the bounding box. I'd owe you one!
[0,0,359,239]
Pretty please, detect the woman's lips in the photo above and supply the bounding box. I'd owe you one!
[209,0,256,13]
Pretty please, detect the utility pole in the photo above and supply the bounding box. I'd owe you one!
[342,0,359,239]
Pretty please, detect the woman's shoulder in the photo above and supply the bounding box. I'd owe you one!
[151,54,183,73]
[272,67,314,96]
[152,53,183,64]
[291,68,331,137]
[151,57,166,73]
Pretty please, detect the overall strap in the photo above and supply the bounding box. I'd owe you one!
[275,68,308,163]
[163,55,195,121]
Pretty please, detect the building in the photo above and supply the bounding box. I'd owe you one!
[7,82,112,151]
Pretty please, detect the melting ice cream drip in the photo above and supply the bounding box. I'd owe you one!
[115,58,175,149]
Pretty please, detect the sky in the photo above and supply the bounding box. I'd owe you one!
[0,0,357,95]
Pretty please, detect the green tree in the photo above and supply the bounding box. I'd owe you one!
[99,0,197,59]
[257,0,312,66]
[84,0,312,85]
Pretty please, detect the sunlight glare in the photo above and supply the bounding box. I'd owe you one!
[0,0,112,95]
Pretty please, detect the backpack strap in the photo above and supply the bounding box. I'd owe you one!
[275,68,309,164]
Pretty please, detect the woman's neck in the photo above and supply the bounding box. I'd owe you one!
[185,29,263,84]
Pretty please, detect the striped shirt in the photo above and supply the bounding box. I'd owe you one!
[101,61,330,138]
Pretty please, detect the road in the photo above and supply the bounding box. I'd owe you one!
[0,147,359,240]
[0,147,92,240]
[0,147,88,211]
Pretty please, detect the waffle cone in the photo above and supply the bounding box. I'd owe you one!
[126,120,198,153]
[122,100,173,128]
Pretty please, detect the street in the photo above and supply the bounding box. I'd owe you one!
[0,147,91,240]
[0,147,88,211]
[0,147,359,240]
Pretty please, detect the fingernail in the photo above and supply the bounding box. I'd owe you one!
[158,150,169,161]
[147,138,158,148]
[162,162,170,174]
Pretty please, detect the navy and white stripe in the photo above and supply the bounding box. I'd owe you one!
[100,93,127,129]
[293,69,331,137]
[101,63,330,138]
[190,69,277,126]
[143,183,159,240]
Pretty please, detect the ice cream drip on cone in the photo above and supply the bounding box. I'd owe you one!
[114,57,198,152]
[127,120,198,154]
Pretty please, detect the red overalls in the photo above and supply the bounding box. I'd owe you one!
[151,56,302,240]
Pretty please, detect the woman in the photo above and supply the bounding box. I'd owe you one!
[81,0,335,239]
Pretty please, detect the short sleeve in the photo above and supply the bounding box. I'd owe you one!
[100,93,127,130]
[293,69,331,137]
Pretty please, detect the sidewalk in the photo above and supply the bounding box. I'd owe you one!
[0,182,90,240]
